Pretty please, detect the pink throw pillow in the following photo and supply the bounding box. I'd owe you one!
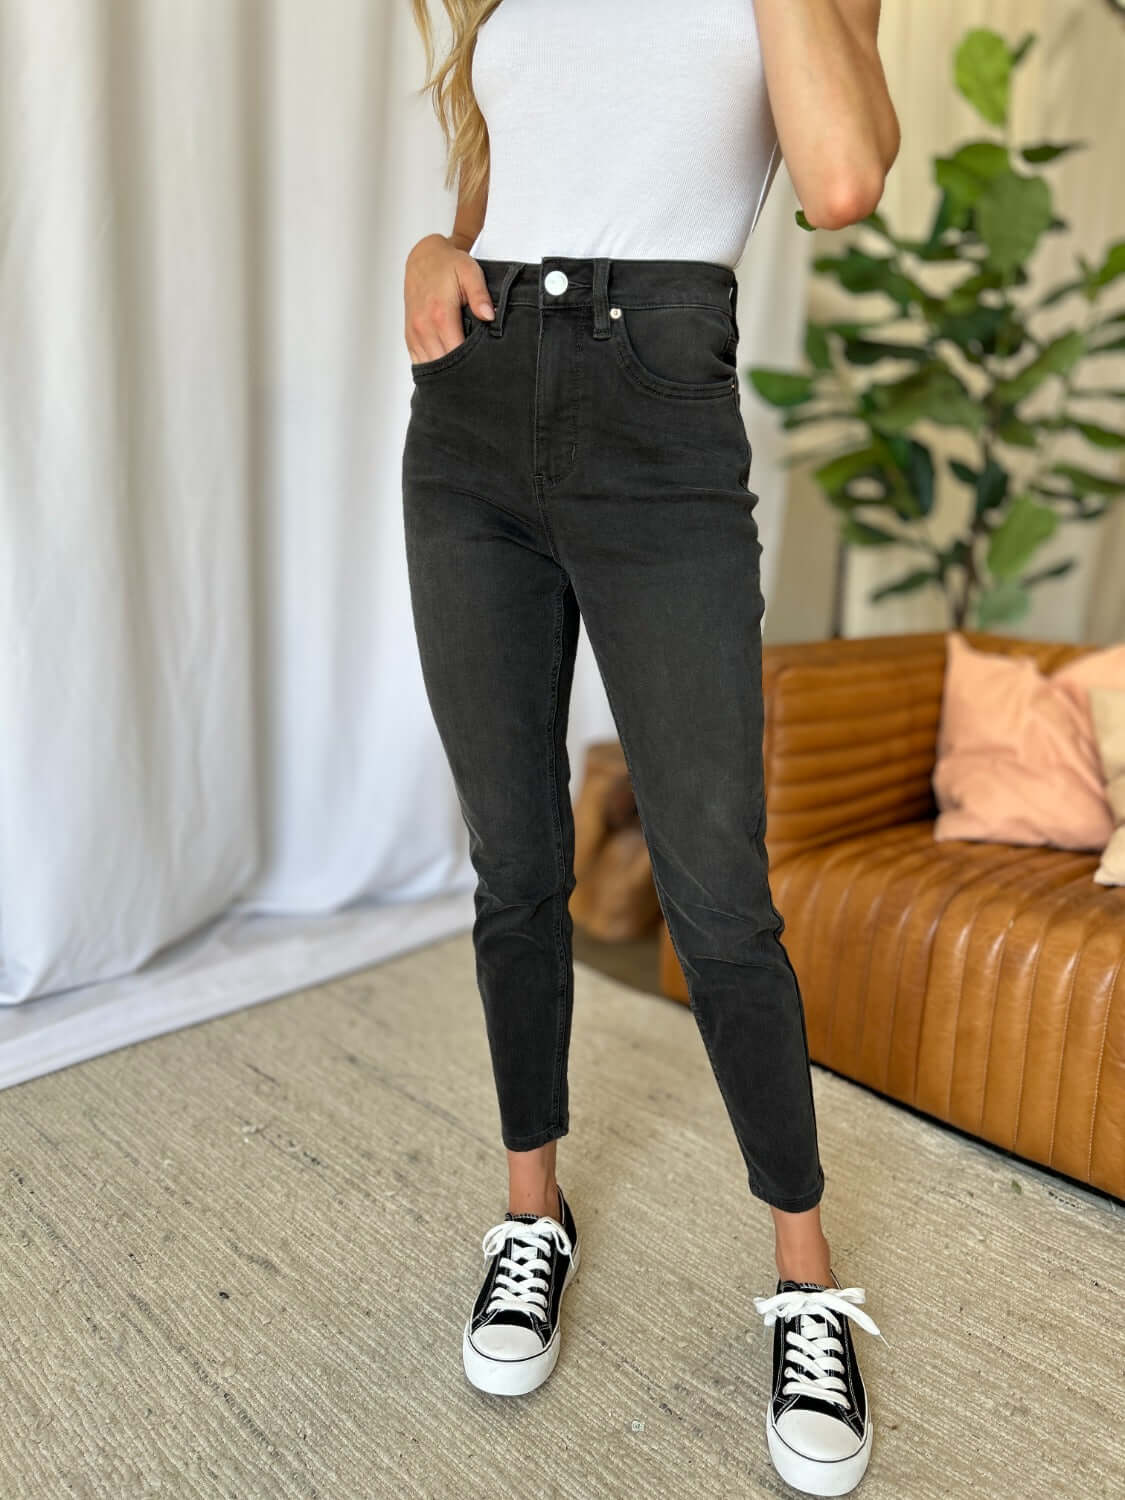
[932,632,1125,850]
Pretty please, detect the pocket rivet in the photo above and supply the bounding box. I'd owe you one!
[609,307,622,319]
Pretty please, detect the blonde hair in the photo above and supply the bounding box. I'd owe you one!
[410,0,502,202]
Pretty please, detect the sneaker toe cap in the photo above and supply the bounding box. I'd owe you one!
[775,1408,863,1462]
[469,1322,545,1361]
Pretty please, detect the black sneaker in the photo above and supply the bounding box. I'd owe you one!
[752,1270,886,1496]
[462,1184,580,1396]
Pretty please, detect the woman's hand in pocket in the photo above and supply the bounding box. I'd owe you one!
[404,234,495,365]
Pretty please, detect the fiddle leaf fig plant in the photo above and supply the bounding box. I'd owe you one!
[750,27,1125,630]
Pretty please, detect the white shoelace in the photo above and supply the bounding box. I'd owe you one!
[752,1286,889,1409]
[481,1216,574,1321]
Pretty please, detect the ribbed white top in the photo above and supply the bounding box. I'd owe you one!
[469,0,781,269]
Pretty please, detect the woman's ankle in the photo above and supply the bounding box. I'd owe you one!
[770,1203,833,1285]
[774,1231,833,1284]
[508,1181,560,1219]
[506,1141,560,1219]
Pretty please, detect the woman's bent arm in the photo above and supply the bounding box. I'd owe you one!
[752,0,900,231]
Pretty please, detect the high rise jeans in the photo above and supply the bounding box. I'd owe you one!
[402,255,825,1213]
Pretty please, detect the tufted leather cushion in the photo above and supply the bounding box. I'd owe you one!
[657,631,1125,1200]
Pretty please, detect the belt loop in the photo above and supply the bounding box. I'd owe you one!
[489,262,522,337]
[592,258,612,340]
[728,273,741,343]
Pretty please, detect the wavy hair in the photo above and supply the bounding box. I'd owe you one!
[410,0,502,202]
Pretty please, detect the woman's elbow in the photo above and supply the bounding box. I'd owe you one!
[802,161,887,231]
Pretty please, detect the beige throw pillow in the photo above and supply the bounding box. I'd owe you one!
[1091,686,1125,886]
[932,632,1125,850]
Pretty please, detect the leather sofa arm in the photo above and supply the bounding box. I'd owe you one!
[761,630,1091,868]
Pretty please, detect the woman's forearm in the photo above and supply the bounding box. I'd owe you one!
[751,0,900,230]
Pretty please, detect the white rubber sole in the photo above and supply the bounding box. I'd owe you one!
[462,1239,581,1397]
[765,1407,873,1496]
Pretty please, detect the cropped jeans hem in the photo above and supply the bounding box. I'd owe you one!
[501,1121,570,1153]
[750,1168,827,1215]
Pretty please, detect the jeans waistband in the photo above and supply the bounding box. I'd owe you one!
[474,256,739,340]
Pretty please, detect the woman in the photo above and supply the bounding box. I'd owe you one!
[403,2,899,1493]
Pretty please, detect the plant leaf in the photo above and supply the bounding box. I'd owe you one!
[991,329,1085,405]
[841,519,902,547]
[1021,141,1085,164]
[995,414,1040,447]
[825,319,901,338]
[975,457,1009,518]
[804,323,832,371]
[976,579,1031,627]
[1092,240,1125,289]
[812,248,925,308]
[1090,308,1125,333]
[986,493,1058,578]
[868,365,984,433]
[954,29,1012,126]
[1036,277,1086,309]
[868,568,943,603]
[1071,420,1125,449]
[882,435,936,517]
[976,171,1053,272]
[1021,558,1077,586]
[780,407,859,430]
[814,446,886,494]
[922,189,964,246]
[749,368,817,406]
[936,303,1021,357]
[1049,462,1125,495]
[842,338,928,365]
[933,142,1010,207]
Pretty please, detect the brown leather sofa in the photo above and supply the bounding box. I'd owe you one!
[579,631,1125,1201]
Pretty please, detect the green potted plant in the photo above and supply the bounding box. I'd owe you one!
[749,26,1125,630]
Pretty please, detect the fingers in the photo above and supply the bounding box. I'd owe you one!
[460,263,496,325]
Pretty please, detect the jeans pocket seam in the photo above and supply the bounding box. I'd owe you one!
[610,318,738,402]
[410,315,489,380]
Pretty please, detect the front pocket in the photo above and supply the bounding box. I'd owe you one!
[610,302,739,400]
[410,306,489,380]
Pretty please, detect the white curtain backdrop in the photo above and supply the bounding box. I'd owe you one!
[0,0,809,1083]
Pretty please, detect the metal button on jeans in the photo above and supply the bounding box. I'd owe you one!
[544,270,569,296]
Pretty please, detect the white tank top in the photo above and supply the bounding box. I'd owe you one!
[468,0,782,270]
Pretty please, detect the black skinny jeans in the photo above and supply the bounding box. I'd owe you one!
[402,256,825,1213]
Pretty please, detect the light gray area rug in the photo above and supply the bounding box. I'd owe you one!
[2,930,1122,1500]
